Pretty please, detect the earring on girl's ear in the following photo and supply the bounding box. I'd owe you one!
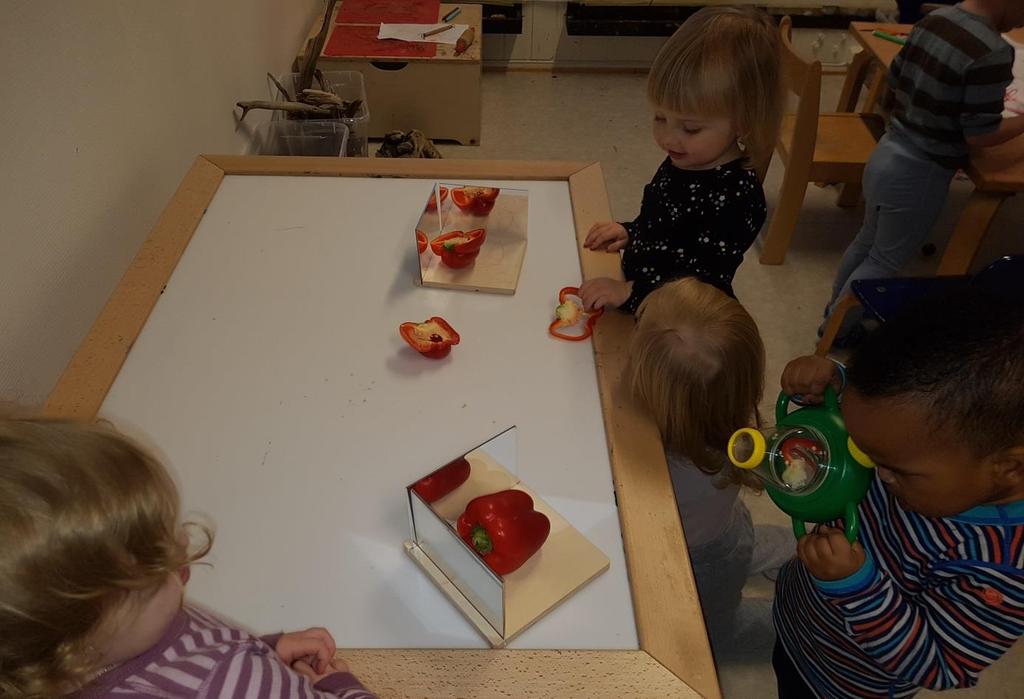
[736,136,748,152]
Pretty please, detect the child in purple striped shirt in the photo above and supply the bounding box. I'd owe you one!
[0,418,377,699]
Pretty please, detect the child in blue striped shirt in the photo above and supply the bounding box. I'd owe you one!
[774,286,1024,698]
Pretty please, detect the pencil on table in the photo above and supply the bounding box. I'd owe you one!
[423,24,453,38]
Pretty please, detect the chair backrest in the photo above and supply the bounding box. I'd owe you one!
[778,16,822,166]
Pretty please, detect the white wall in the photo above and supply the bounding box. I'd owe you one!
[0,0,321,405]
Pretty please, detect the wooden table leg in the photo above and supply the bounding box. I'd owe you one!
[837,50,873,113]
[937,191,1007,275]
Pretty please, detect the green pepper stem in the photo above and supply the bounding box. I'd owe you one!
[471,525,493,554]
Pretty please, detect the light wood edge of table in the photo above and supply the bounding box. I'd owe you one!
[43,156,225,419]
[42,156,711,699]
[569,162,722,699]
[203,154,589,180]
[345,649,698,698]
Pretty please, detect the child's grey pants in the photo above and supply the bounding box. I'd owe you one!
[825,131,956,331]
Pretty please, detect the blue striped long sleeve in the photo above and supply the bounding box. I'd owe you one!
[774,477,1024,698]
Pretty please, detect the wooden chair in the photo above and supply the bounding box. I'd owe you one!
[760,17,886,265]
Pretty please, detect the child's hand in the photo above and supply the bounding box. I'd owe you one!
[797,526,866,581]
[293,656,351,684]
[584,222,629,252]
[781,356,841,405]
[274,627,337,675]
[580,278,632,311]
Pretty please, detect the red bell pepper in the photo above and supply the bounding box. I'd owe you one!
[780,436,823,465]
[412,456,471,503]
[548,286,603,341]
[451,187,500,215]
[426,186,449,212]
[399,317,460,359]
[457,489,550,575]
[416,229,428,254]
[429,228,487,268]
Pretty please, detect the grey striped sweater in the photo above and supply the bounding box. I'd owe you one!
[887,4,1014,167]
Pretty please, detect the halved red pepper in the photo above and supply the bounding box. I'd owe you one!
[548,286,603,342]
[399,317,460,359]
[426,186,449,212]
[430,228,487,269]
[416,229,428,254]
[412,456,471,503]
[457,489,550,575]
[451,187,500,215]
[781,437,823,465]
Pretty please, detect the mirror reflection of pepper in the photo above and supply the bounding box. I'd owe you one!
[399,317,460,359]
[412,457,471,503]
[416,229,428,254]
[426,186,449,211]
[451,187,499,215]
[457,490,550,575]
[430,228,486,268]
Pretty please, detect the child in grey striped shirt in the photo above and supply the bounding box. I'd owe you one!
[0,418,376,698]
[822,0,1024,343]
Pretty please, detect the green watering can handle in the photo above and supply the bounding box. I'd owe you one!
[844,502,860,543]
[775,385,841,423]
[791,507,860,543]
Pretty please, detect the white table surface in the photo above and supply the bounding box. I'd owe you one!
[101,174,639,650]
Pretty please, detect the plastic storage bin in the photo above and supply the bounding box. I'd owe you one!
[254,120,349,157]
[269,71,369,156]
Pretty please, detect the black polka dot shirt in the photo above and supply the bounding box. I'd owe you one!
[619,157,766,314]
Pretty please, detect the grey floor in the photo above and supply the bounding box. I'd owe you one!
[436,71,1024,698]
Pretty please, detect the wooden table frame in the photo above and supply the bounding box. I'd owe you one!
[837,21,1024,276]
[44,157,719,699]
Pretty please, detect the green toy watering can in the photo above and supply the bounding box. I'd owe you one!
[726,387,875,542]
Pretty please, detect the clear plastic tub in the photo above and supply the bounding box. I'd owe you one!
[254,120,349,157]
[269,71,370,157]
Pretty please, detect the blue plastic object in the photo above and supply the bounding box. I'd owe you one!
[851,255,1024,323]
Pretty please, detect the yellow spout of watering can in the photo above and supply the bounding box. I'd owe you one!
[847,437,876,468]
[727,428,766,470]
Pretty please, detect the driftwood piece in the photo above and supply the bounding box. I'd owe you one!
[299,89,343,106]
[298,0,338,94]
[267,72,291,102]
[376,130,443,159]
[236,100,339,121]
[236,97,361,122]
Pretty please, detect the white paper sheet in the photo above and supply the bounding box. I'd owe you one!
[377,23,469,45]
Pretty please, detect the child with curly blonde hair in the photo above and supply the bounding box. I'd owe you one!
[0,418,375,698]
[629,278,790,660]
[582,6,783,314]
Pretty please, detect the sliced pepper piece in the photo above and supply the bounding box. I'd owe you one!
[416,229,428,254]
[426,186,449,212]
[430,228,487,268]
[412,456,471,503]
[399,317,460,359]
[548,286,603,342]
[457,489,550,575]
[451,187,500,215]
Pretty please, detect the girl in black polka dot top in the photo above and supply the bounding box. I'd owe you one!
[580,8,783,315]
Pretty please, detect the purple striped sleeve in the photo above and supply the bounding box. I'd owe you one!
[201,644,377,698]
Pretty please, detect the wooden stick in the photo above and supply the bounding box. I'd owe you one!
[297,0,338,93]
